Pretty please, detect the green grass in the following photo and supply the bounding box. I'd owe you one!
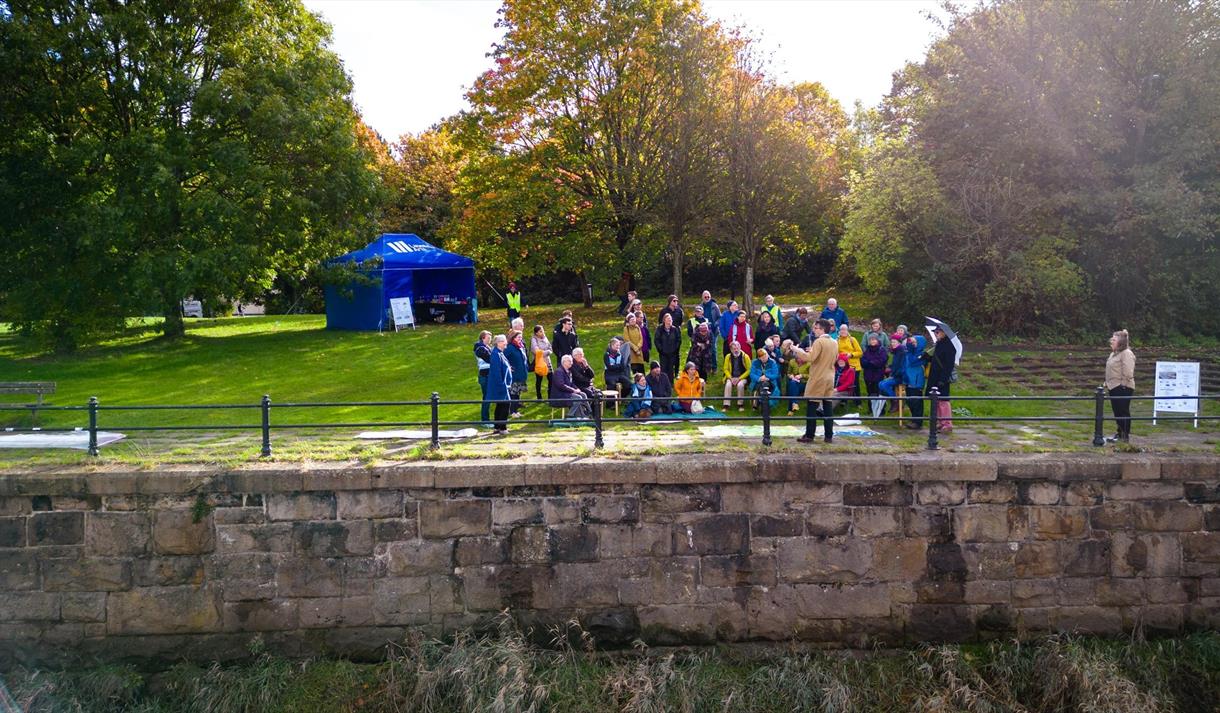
[7,624,1219,712]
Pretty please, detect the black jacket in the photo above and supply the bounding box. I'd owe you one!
[756,321,780,347]
[552,328,579,359]
[646,370,673,400]
[658,307,685,331]
[655,325,682,356]
[781,317,808,345]
[928,337,957,396]
[571,360,596,393]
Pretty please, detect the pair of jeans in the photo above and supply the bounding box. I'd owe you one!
[804,399,834,441]
[1109,385,1133,438]
[478,371,490,423]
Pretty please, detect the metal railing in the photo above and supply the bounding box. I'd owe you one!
[1,386,1216,457]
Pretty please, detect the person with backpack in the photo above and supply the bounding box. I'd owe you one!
[530,325,553,400]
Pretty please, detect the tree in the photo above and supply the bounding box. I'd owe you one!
[379,124,465,242]
[0,0,383,349]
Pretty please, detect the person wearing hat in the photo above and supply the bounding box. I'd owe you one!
[505,281,523,322]
[645,360,674,414]
[685,304,709,339]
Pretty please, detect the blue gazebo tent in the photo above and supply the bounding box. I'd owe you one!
[324,234,477,330]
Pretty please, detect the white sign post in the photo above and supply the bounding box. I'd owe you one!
[1153,361,1200,427]
[389,297,416,332]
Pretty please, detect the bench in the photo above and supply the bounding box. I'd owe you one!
[0,382,57,422]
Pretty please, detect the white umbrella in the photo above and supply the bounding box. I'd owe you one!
[925,317,963,365]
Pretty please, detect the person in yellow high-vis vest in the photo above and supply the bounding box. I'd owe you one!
[761,295,783,331]
[505,281,523,322]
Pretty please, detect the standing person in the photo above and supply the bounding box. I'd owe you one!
[553,316,579,360]
[791,319,838,444]
[685,305,709,339]
[820,298,848,329]
[674,362,705,413]
[863,319,886,349]
[722,340,751,412]
[782,307,809,346]
[1105,329,1135,442]
[761,295,783,330]
[505,330,529,417]
[623,313,646,374]
[505,282,523,323]
[487,335,513,434]
[473,330,493,427]
[655,312,682,380]
[927,325,958,433]
[900,334,928,429]
[569,348,598,397]
[700,291,722,369]
[861,335,888,417]
[837,324,863,405]
[646,360,674,414]
[659,295,685,332]
[615,272,634,315]
[531,325,553,400]
[756,310,779,348]
[719,300,740,355]
[633,307,652,364]
[687,322,715,381]
[603,337,633,398]
[728,310,753,355]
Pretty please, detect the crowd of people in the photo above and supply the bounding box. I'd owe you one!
[473,292,961,441]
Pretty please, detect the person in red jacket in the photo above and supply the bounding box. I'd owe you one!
[832,352,856,406]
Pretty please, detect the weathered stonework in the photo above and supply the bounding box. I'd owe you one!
[0,454,1217,667]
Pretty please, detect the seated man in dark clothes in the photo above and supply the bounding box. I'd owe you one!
[569,347,598,397]
[645,360,674,414]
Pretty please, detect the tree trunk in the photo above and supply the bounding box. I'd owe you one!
[162,298,186,339]
[743,262,755,317]
[671,242,684,300]
[579,270,593,308]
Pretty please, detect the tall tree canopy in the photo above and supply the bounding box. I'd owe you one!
[0,0,382,350]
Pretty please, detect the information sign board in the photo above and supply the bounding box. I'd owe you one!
[1153,361,1199,427]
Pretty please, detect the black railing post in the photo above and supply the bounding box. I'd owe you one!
[592,391,604,449]
[1093,385,1106,447]
[430,392,441,450]
[87,396,99,457]
[260,394,272,458]
[760,382,773,447]
[927,387,940,451]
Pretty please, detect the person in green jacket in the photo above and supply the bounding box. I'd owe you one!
[761,295,783,330]
[505,281,523,322]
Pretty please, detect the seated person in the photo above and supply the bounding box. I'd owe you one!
[644,360,674,414]
[603,338,632,397]
[784,341,810,414]
[549,354,590,418]
[569,347,598,397]
[674,361,705,413]
[721,340,751,412]
[832,352,857,409]
[748,348,781,410]
[625,372,653,419]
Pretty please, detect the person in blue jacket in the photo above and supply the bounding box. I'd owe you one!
[625,373,653,418]
[719,300,740,356]
[504,330,530,418]
[899,334,927,429]
[748,347,781,410]
[700,291,722,368]
[487,334,514,434]
[819,298,848,329]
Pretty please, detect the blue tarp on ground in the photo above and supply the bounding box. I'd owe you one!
[324,234,477,331]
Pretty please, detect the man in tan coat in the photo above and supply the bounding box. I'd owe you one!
[786,318,839,443]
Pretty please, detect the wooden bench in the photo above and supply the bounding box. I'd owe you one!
[0,382,56,421]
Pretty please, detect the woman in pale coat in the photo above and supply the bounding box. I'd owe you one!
[623,313,646,373]
[1105,329,1135,442]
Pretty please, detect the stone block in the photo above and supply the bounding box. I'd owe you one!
[0,592,59,621]
[755,454,815,482]
[637,603,746,645]
[959,543,1015,580]
[133,557,205,587]
[43,558,130,591]
[954,506,1018,542]
[901,455,997,482]
[1029,507,1087,540]
[1111,533,1180,577]
[720,483,784,513]
[223,599,298,632]
[299,596,374,628]
[817,455,902,482]
[1159,457,1220,481]
[550,562,620,607]
[1133,502,1203,532]
[618,558,699,605]
[1012,580,1056,607]
[967,482,1017,504]
[1096,578,1144,606]
[906,604,974,642]
[542,498,582,524]
[595,523,671,558]
[843,483,910,507]
[870,538,927,581]
[369,464,434,489]
[341,557,383,596]
[581,495,639,524]
[107,586,222,635]
[275,557,343,597]
[777,538,870,583]
[207,553,278,601]
[459,566,503,611]
[1119,458,1161,481]
[213,507,265,525]
[216,523,293,554]
[852,507,902,537]
[0,517,25,547]
[906,507,952,539]
[1181,532,1220,563]
[804,507,851,538]
[1089,503,1132,530]
[492,499,544,528]
[1061,540,1110,577]
[1018,482,1060,505]
[672,514,749,556]
[0,551,38,591]
[916,483,966,506]
[292,521,373,557]
[455,536,508,566]
[61,592,106,622]
[1207,506,1220,531]
[1014,542,1058,578]
[0,498,32,516]
[751,514,802,537]
[1106,482,1183,500]
[927,542,969,581]
[550,524,599,562]
[510,526,550,564]
[419,500,491,538]
[1145,578,1190,603]
[383,539,454,576]
[27,512,84,546]
[964,581,1011,604]
[267,493,336,521]
[1063,482,1104,507]
[1056,577,1096,605]
[641,485,719,520]
[1185,483,1220,504]
[150,510,215,556]
[337,491,405,520]
[700,555,776,588]
[1055,606,1121,635]
[301,468,372,492]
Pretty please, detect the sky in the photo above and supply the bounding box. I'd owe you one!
[303,0,947,142]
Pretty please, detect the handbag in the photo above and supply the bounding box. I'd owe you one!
[690,399,705,414]
[534,349,549,377]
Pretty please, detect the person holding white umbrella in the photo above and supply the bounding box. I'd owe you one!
[926,317,961,433]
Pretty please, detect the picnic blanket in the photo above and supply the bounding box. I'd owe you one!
[0,430,125,450]
[355,428,479,440]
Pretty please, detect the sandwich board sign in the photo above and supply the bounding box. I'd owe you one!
[1153,361,1199,427]
[389,297,416,331]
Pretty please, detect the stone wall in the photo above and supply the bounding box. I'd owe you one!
[1,454,1217,667]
